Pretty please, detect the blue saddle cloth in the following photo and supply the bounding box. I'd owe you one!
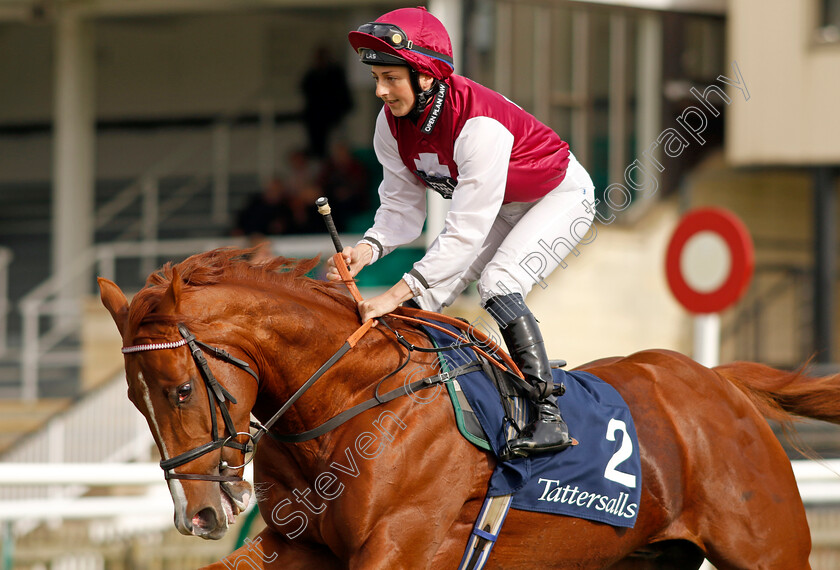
[420,321,642,528]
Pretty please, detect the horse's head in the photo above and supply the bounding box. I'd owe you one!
[99,267,257,540]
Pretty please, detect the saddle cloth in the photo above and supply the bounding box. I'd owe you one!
[419,320,642,528]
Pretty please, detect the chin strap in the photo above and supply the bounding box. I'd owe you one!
[407,73,440,122]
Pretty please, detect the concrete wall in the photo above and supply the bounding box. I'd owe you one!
[726,0,840,165]
[447,199,691,369]
[685,149,840,366]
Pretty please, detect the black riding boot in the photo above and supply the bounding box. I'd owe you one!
[485,294,573,457]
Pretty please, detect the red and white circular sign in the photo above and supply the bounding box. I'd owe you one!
[665,208,754,314]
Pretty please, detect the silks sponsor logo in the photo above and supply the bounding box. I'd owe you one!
[420,83,447,134]
[413,152,456,199]
[537,478,638,519]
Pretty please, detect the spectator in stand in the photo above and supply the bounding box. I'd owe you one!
[231,177,287,260]
[300,46,355,158]
[232,177,286,239]
[318,142,370,231]
[282,149,324,234]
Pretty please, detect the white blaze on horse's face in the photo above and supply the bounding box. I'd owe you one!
[137,370,191,535]
[130,353,255,541]
[99,275,254,540]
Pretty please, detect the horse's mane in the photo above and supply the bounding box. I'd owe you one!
[127,247,357,333]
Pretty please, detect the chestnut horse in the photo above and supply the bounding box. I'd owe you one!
[98,249,839,569]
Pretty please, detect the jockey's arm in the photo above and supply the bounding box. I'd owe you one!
[358,279,414,323]
[403,117,513,296]
[358,119,514,320]
[359,110,428,263]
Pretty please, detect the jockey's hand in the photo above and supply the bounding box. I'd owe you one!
[325,244,373,282]
[358,279,415,323]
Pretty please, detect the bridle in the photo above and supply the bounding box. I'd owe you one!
[122,306,518,484]
[122,323,259,483]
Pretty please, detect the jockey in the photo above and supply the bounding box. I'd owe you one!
[327,7,595,457]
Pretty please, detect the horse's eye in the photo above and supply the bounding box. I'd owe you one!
[177,383,192,403]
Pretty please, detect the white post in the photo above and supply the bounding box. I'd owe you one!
[693,313,721,368]
[571,10,591,168]
[52,7,96,324]
[629,12,663,220]
[428,0,462,72]
[608,13,628,190]
[20,301,39,402]
[425,0,462,249]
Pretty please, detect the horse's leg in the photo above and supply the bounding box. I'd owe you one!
[200,527,342,570]
[343,489,486,570]
[700,481,812,570]
[587,352,813,570]
[688,397,812,569]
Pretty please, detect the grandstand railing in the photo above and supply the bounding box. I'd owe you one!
[0,462,255,522]
[721,264,813,367]
[17,234,362,401]
[94,85,278,243]
[0,371,152,499]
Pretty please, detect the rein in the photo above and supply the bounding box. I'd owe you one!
[265,254,522,442]
[123,253,521,483]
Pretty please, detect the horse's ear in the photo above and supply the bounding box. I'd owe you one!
[98,277,129,338]
[156,268,183,315]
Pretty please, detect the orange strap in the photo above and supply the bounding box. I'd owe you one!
[347,319,375,347]
[331,252,522,378]
[332,252,363,303]
[389,307,524,379]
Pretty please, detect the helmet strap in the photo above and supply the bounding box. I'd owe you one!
[407,70,439,123]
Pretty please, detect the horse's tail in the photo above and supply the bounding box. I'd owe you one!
[714,361,840,430]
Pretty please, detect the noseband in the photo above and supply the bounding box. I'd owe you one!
[122,324,259,483]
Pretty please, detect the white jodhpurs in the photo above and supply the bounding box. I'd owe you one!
[414,153,596,312]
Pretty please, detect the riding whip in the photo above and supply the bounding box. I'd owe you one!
[315,196,344,254]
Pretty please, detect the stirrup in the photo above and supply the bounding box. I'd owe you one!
[508,404,573,457]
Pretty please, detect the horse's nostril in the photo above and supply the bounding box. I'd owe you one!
[191,506,219,533]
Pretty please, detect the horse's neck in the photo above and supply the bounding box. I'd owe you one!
[247,288,390,434]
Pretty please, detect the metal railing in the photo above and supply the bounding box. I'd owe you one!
[17,234,363,401]
[18,238,238,401]
[93,85,278,244]
[721,264,813,367]
[0,371,153,501]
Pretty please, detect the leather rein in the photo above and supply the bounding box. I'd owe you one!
[121,253,519,484]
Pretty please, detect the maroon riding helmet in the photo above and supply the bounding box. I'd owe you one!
[348,6,455,80]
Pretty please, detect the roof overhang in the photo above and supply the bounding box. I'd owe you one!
[569,0,725,15]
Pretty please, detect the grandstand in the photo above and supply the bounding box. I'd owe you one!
[0,0,838,568]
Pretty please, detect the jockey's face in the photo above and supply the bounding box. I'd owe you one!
[371,66,434,118]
